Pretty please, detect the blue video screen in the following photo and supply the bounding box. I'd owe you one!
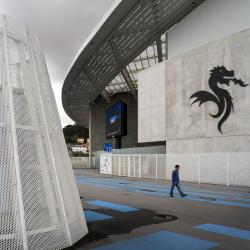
[106,101,127,138]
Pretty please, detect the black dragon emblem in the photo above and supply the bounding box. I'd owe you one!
[190,66,248,133]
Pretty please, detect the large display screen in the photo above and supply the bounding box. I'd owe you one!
[106,101,127,139]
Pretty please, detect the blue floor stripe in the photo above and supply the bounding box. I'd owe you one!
[195,224,250,240]
[212,200,250,208]
[84,210,113,222]
[76,175,250,198]
[77,179,250,208]
[76,176,250,202]
[87,200,139,212]
[92,231,218,250]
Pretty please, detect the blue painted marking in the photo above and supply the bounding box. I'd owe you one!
[76,179,250,208]
[212,200,250,208]
[76,175,250,201]
[77,178,237,202]
[75,175,250,208]
[87,200,139,212]
[196,223,250,240]
[83,210,113,222]
[76,175,250,198]
[92,231,218,250]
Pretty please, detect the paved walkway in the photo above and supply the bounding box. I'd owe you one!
[69,169,250,250]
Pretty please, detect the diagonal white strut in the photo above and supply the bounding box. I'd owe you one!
[2,15,29,250]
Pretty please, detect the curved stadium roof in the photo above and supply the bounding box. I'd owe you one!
[62,0,205,127]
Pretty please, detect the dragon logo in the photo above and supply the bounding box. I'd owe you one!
[190,66,248,133]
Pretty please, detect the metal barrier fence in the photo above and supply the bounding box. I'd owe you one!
[70,157,95,169]
[107,153,250,187]
[110,154,166,179]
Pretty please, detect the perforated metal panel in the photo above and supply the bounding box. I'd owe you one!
[0,15,88,250]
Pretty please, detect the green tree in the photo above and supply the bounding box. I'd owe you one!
[63,123,89,143]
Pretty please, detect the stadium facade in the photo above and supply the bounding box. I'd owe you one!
[62,0,250,186]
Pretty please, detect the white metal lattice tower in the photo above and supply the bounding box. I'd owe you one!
[0,14,88,250]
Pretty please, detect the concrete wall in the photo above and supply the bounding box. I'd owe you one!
[90,93,138,152]
[168,0,250,58]
[165,29,250,186]
[138,62,166,142]
[136,0,250,185]
[112,145,166,154]
[166,29,250,154]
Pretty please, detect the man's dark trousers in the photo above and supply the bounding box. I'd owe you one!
[170,169,184,196]
[170,182,184,196]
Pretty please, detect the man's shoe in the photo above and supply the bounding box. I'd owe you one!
[170,195,174,197]
[182,194,187,197]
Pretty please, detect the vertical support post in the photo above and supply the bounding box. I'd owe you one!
[139,155,142,178]
[198,154,201,184]
[128,156,130,177]
[119,155,121,176]
[114,155,117,175]
[26,29,72,244]
[165,32,168,60]
[89,108,92,168]
[166,154,168,180]
[226,154,229,186]
[2,15,28,250]
[111,155,114,175]
[134,155,136,177]
[155,154,158,180]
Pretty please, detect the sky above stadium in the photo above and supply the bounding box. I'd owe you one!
[0,0,115,127]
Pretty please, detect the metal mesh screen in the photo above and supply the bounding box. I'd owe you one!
[0,15,87,250]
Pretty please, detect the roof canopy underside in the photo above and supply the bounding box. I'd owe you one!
[62,0,205,126]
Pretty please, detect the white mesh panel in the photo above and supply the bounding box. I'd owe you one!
[0,15,87,250]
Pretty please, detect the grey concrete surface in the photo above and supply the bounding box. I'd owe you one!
[166,28,250,151]
[69,169,250,250]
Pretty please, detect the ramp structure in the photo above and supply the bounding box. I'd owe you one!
[0,14,88,249]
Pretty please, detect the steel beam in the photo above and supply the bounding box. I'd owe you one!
[101,89,111,103]
[121,68,137,99]
[156,37,163,63]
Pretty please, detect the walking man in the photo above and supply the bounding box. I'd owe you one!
[170,165,187,197]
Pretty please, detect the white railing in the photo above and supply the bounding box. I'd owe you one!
[104,153,250,187]
[70,157,95,169]
[109,154,166,179]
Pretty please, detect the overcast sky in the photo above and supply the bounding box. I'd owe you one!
[0,0,115,127]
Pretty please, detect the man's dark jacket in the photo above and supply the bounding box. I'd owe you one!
[172,169,180,184]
